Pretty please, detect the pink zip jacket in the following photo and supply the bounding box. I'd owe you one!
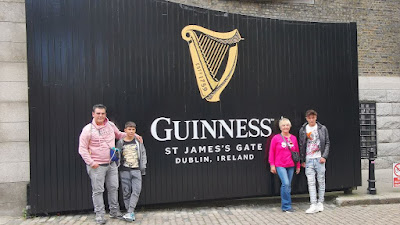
[79,118,126,166]
[268,134,300,169]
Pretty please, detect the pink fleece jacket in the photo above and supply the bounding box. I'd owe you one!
[79,118,126,166]
[268,134,300,169]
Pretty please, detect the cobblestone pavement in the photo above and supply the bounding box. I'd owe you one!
[1,202,399,225]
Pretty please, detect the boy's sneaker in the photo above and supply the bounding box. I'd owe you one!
[305,204,319,214]
[283,208,296,213]
[95,215,107,224]
[123,212,136,222]
[109,210,123,219]
[317,202,324,212]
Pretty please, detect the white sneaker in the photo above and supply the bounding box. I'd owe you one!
[317,202,324,212]
[305,204,319,214]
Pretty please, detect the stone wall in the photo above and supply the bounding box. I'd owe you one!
[0,0,28,216]
[359,77,400,169]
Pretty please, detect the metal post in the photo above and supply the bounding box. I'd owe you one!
[367,149,376,194]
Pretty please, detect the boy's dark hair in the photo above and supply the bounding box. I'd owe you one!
[92,104,107,112]
[305,109,318,117]
[125,121,136,128]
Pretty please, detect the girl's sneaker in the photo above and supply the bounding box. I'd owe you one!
[283,208,296,213]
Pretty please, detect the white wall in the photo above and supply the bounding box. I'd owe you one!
[0,0,29,216]
[359,76,400,169]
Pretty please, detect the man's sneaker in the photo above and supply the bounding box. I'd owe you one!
[95,215,107,224]
[109,210,123,219]
[283,208,296,213]
[317,202,324,212]
[305,204,319,214]
[123,212,136,222]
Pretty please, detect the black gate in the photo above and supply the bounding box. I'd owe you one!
[26,0,360,214]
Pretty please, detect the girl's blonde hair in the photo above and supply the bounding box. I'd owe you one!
[279,117,291,130]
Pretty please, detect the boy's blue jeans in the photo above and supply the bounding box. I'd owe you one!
[305,158,326,204]
[276,166,295,211]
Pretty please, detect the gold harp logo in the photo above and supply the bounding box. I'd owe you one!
[181,25,243,102]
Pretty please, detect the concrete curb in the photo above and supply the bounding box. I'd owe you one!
[335,194,400,206]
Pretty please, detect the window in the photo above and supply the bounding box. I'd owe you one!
[359,103,377,159]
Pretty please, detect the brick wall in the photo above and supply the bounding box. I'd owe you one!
[170,0,399,77]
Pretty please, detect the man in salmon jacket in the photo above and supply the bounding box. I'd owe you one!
[78,104,142,224]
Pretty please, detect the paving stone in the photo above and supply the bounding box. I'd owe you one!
[9,202,399,224]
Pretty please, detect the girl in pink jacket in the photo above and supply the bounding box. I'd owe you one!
[269,117,300,213]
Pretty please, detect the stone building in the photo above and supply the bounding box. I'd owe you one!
[0,0,398,216]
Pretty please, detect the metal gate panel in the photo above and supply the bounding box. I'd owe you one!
[26,0,360,214]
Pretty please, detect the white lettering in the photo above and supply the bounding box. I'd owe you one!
[192,120,199,140]
[200,120,217,139]
[173,121,190,141]
[150,117,273,142]
[218,119,235,138]
[260,118,272,137]
[175,156,210,164]
[248,119,261,137]
[236,119,248,138]
[151,117,172,141]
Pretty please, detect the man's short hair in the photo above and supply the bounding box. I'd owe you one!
[92,104,107,112]
[305,109,318,117]
[125,121,136,128]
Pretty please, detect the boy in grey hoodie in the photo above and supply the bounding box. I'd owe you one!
[116,121,147,222]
